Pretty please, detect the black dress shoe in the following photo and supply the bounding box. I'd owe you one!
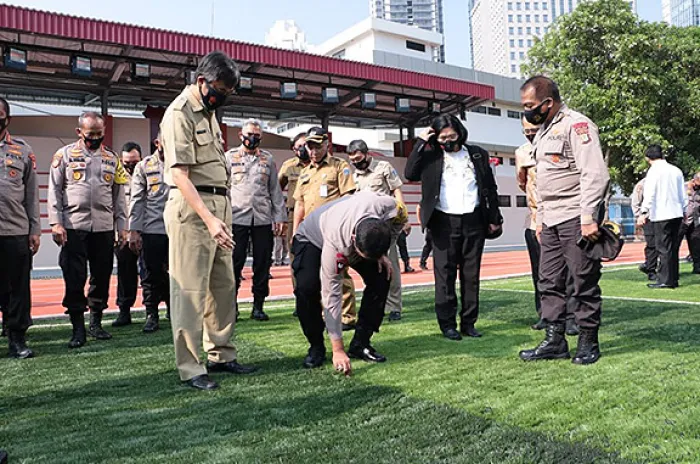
[143,314,160,333]
[186,374,218,391]
[206,360,258,374]
[442,328,462,341]
[404,265,415,273]
[460,325,482,338]
[647,283,676,289]
[302,346,326,369]
[388,311,401,321]
[638,264,650,274]
[419,263,429,271]
[648,272,658,281]
[531,319,547,330]
[342,323,356,332]
[111,309,132,327]
[348,343,387,363]
[251,308,270,321]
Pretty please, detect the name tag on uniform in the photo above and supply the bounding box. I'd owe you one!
[320,184,328,198]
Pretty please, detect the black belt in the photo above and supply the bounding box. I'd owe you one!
[173,185,229,197]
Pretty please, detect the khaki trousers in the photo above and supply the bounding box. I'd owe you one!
[342,272,357,325]
[385,238,402,314]
[165,191,237,381]
[287,211,297,290]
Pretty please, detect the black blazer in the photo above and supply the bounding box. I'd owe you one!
[405,139,503,231]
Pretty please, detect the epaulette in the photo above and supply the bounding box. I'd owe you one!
[171,94,188,111]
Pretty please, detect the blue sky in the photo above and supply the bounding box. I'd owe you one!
[7,0,662,68]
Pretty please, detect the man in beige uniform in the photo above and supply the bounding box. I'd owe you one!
[293,127,358,330]
[279,132,311,294]
[518,75,609,365]
[49,111,128,349]
[225,118,286,321]
[161,51,256,391]
[292,191,407,373]
[348,139,406,322]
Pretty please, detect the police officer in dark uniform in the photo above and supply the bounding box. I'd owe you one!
[48,111,128,348]
[0,97,40,358]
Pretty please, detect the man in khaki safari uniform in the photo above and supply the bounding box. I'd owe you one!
[161,51,257,391]
[292,127,358,330]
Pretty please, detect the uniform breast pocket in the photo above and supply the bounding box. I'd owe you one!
[255,165,271,185]
[194,125,220,164]
[231,165,248,184]
[147,177,162,196]
[4,164,23,183]
[543,142,570,169]
[101,166,116,185]
[67,165,87,184]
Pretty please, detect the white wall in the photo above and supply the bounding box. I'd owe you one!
[372,30,437,61]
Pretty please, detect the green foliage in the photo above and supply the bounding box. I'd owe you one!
[523,0,700,193]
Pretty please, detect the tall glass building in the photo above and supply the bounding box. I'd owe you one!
[662,0,700,26]
[370,0,445,62]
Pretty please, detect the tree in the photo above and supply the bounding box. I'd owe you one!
[523,0,700,193]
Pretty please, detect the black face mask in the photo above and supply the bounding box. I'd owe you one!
[296,146,310,162]
[523,99,552,125]
[123,162,137,175]
[0,118,7,134]
[83,136,104,151]
[694,184,700,191]
[242,134,261,150]
[352,158,370,171]
[440,140,461,153]
[200,82,227,111]
[525,133,536,144]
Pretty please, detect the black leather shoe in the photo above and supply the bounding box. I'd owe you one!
[68,312,87,349]
[111,308,132,327]
[531,319,547,330]
[206,360,258,374]
[348,343,387,363]
[186,374,218,391]
[572,327,601,365]
[638,264,650,274]
[143,314,160,333]
[565,319,580,336]
[8,331,34,359]
[342,323,356,332]
[419,263,429,271]
[647,283,676,289]
[388,311,401,321]
[519,323,570,361]
[251,308,270,321]
[302,346,326,369]
[404,264,415,273]
[648,273,657,281]
[460,325,482,338]
[442,328,462,341]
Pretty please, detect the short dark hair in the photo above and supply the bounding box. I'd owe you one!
[355,218,392,261]
[347,139,369,155]
[430,114,468,147]
[196,51,240,89]
[645,144,664,160]
[121,141,142,156]
[291,132,306,149]
[0,97,10,117]
[521,75,561,103]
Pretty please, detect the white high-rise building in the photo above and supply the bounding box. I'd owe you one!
[470,0,637,78]
[662,0,700,26]
[370,0,445,62]
[265,20,308,51]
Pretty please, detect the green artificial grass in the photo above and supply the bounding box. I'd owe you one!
[1,265,699,463]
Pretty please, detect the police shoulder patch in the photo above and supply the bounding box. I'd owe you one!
[572,122,591,145]
[342,167,351,176]
[114,160,129,185]
[52,151,64,168]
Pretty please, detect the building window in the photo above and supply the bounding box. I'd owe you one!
[507,110,521,119]
[510,39,515,47]
[516,2,521,9]
[488,107,502,116]
[535,14,540,22]
[509,27,515,35]
[535,26,541,34]
[542,2,547,9]
[508,2,513,10]
[332,49,346,59]
[527,39,533,47]
[517,14,522,22]
[509,157,517,166]
[498,195,512,208]
[526,14,530,21]
[518,27,523,34]
[516,195,528,207]
[406,40,426,52]
[511,64,517,73]
[508,14,514,22]
[471,106,488,114]
[519,51,525,59]
[525,2,530,10]
[534,2,539,9]
[519,39,524,46]
[510,52,516,60]
[526,26,532,34]
[543,14,548,21]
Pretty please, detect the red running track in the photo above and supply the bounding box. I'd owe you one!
[25,241,662,318]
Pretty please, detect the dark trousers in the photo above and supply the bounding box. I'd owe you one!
[291,238,389,348]
[397,230,410,264]
[654,217,682,287]
[116,244,139,310]
[420,230,433,265]
[524,228,542,314]
[0,236,32,332]
[141,233,170,311]
[232,224,274,301]
[539,217,602,328]
[643,222,658,272]
[59,230,114,314]
[690,223,700,272]
[679,222,696,262]
[429,209,486,331]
